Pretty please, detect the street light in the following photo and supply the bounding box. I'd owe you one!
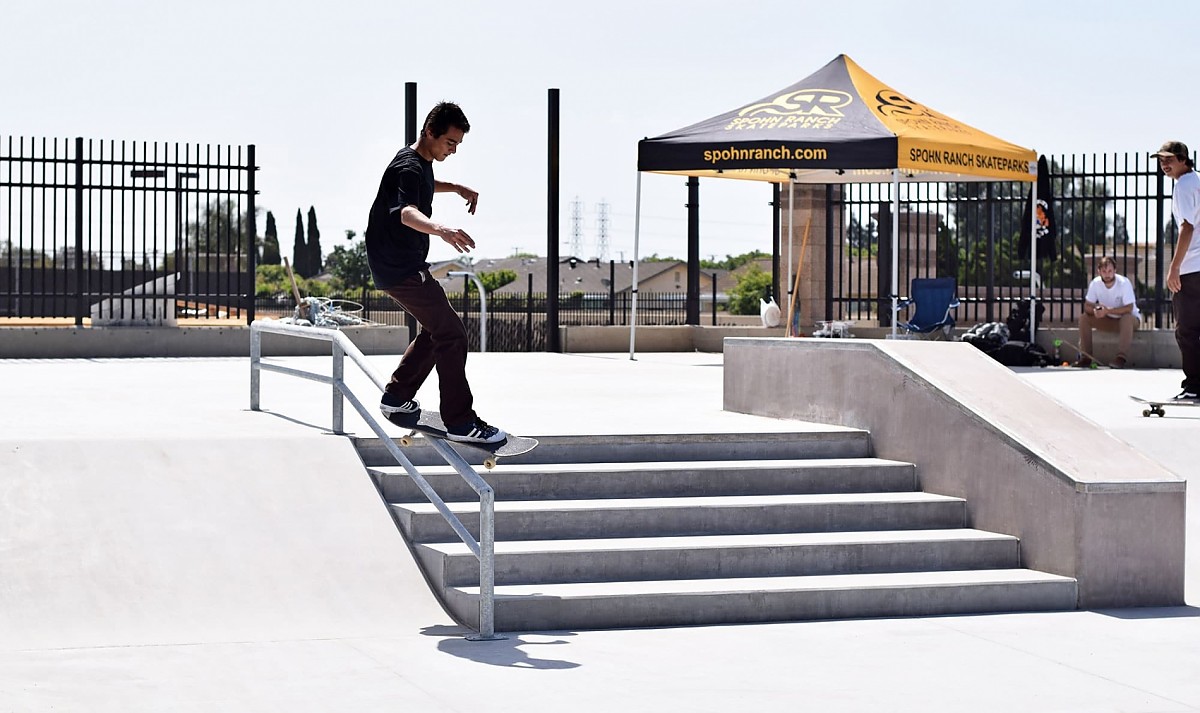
[449,270,487,353]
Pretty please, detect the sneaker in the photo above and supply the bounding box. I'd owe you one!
[1072,357,1093,368]
[445,417,507,444]
[380,393,420,416]
[1111,355,1127,369]
[1171,390,1199,402]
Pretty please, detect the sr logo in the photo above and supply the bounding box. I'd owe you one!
[875,90,935,118]
[739,90,853,118]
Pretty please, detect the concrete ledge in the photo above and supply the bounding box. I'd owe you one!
[562,325,786,353]
[722,337,1186,609]
[0,322,413,358]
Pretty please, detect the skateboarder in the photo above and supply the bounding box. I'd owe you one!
[366,101,506,444]
[1155,140,1200,402]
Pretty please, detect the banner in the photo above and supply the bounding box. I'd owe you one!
[1019,155,1058,262]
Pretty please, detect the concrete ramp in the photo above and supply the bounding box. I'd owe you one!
[0,436,451,652]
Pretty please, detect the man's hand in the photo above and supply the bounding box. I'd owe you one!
[1094,304,1107,318]
[439,227,476,254]
[1168,264,1182,293]
[455,185,479,215]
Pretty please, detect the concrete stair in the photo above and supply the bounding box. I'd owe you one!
[355,432,1077,632]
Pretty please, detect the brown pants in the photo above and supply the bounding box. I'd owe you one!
[382,270,476,426]
[1175,272,1200,392]
[1078,311,1137,360]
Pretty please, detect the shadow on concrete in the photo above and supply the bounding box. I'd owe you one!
[423,626,581,669]
[1095,606,1200,620]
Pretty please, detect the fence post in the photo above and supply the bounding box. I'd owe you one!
[525,273,533,352]
[246,145,257,324]
[73,137,84,327]
[1155,169,1166,328]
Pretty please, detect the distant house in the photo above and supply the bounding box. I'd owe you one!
[433,256,721,298]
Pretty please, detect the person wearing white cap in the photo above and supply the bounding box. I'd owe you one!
[1154,140,1200,401]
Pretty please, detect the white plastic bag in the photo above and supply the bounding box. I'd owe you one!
[759,297,781,328]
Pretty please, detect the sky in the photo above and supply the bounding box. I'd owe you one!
[5,0,1199,267]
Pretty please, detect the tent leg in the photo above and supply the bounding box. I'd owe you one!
[629,171,642,360]
[786,177,795,336]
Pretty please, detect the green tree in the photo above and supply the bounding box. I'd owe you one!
[261,211,281,265]
[292,209,307,277]
[328,230,372,293]
[186,199,252,255]
[699,250,770,271]
[464,269,518,294]
[306,206,323,276]
[726,263,773,315]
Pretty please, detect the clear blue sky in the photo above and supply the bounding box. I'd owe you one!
[5,0,1197,265]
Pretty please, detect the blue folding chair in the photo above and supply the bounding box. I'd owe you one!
[896,278,960,339]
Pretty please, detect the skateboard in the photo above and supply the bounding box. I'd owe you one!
[1129,395,1199,418]
[385,409,537,469]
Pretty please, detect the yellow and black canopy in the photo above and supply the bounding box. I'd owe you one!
[637,54,1035,184]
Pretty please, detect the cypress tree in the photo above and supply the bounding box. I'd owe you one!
[262,211,281,265]
[292,209,307,277]
[306,206,323,276]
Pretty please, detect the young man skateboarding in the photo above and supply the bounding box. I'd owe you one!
[366,101,506,443]
[1155,140,1200,402]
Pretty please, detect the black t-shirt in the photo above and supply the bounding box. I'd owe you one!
[365,146,434,288]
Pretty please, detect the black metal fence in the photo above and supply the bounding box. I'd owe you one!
[826,152,1178,329]
[2,141,1182,338]
[254,290,690,352]
[0,136,256,325]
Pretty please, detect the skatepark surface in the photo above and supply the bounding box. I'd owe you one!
[1,349,1197,712]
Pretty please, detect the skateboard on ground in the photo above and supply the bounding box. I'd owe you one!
[385,409,538,469]
[1129,395,1199,418]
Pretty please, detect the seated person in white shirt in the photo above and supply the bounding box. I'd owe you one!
[1076,255,1140,368]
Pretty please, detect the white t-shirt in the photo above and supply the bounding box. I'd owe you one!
[1172,170,1200,275]
[1085,274,1140,320]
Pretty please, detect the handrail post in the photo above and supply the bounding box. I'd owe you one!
[468,489,497,640]
[250,325,262,411]
[331,339,345,434]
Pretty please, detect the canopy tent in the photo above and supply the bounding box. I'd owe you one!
[630,54,1038,356]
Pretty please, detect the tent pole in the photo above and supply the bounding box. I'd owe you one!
[787,177,795,336]
[891,169,900,337]
[629,171,643,360]
[1030,161,1039,341]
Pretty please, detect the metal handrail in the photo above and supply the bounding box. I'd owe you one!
[249,319,500,640]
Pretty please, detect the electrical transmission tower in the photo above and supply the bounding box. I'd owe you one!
[569,196,584,257]
[595,200,610,261]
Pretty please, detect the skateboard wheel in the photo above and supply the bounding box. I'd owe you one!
[399,435,413,447]
[483,458,497,470]
[1155,408,1166,418]
[1142,409,1153,418]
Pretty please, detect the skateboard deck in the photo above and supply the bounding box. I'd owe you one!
[385,408,537,468]
[1129,395,1199,417]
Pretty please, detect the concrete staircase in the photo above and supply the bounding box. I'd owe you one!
[354,432,1077,632]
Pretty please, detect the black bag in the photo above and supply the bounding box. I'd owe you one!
[1006,302,1045,343]
[989,340,1050,367]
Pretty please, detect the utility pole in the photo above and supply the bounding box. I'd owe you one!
[569,197,583,258]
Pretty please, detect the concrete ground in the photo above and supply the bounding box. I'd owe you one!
[0,348,1196,712]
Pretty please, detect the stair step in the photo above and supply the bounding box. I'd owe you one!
[448,569,1078,631]
[353,431,874,468]
[372,457,917,502]
[417,528,1020,585]
[393,492,966,542]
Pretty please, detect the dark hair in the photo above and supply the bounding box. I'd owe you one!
[423,101,470,138]
[1098,255,1117,270]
